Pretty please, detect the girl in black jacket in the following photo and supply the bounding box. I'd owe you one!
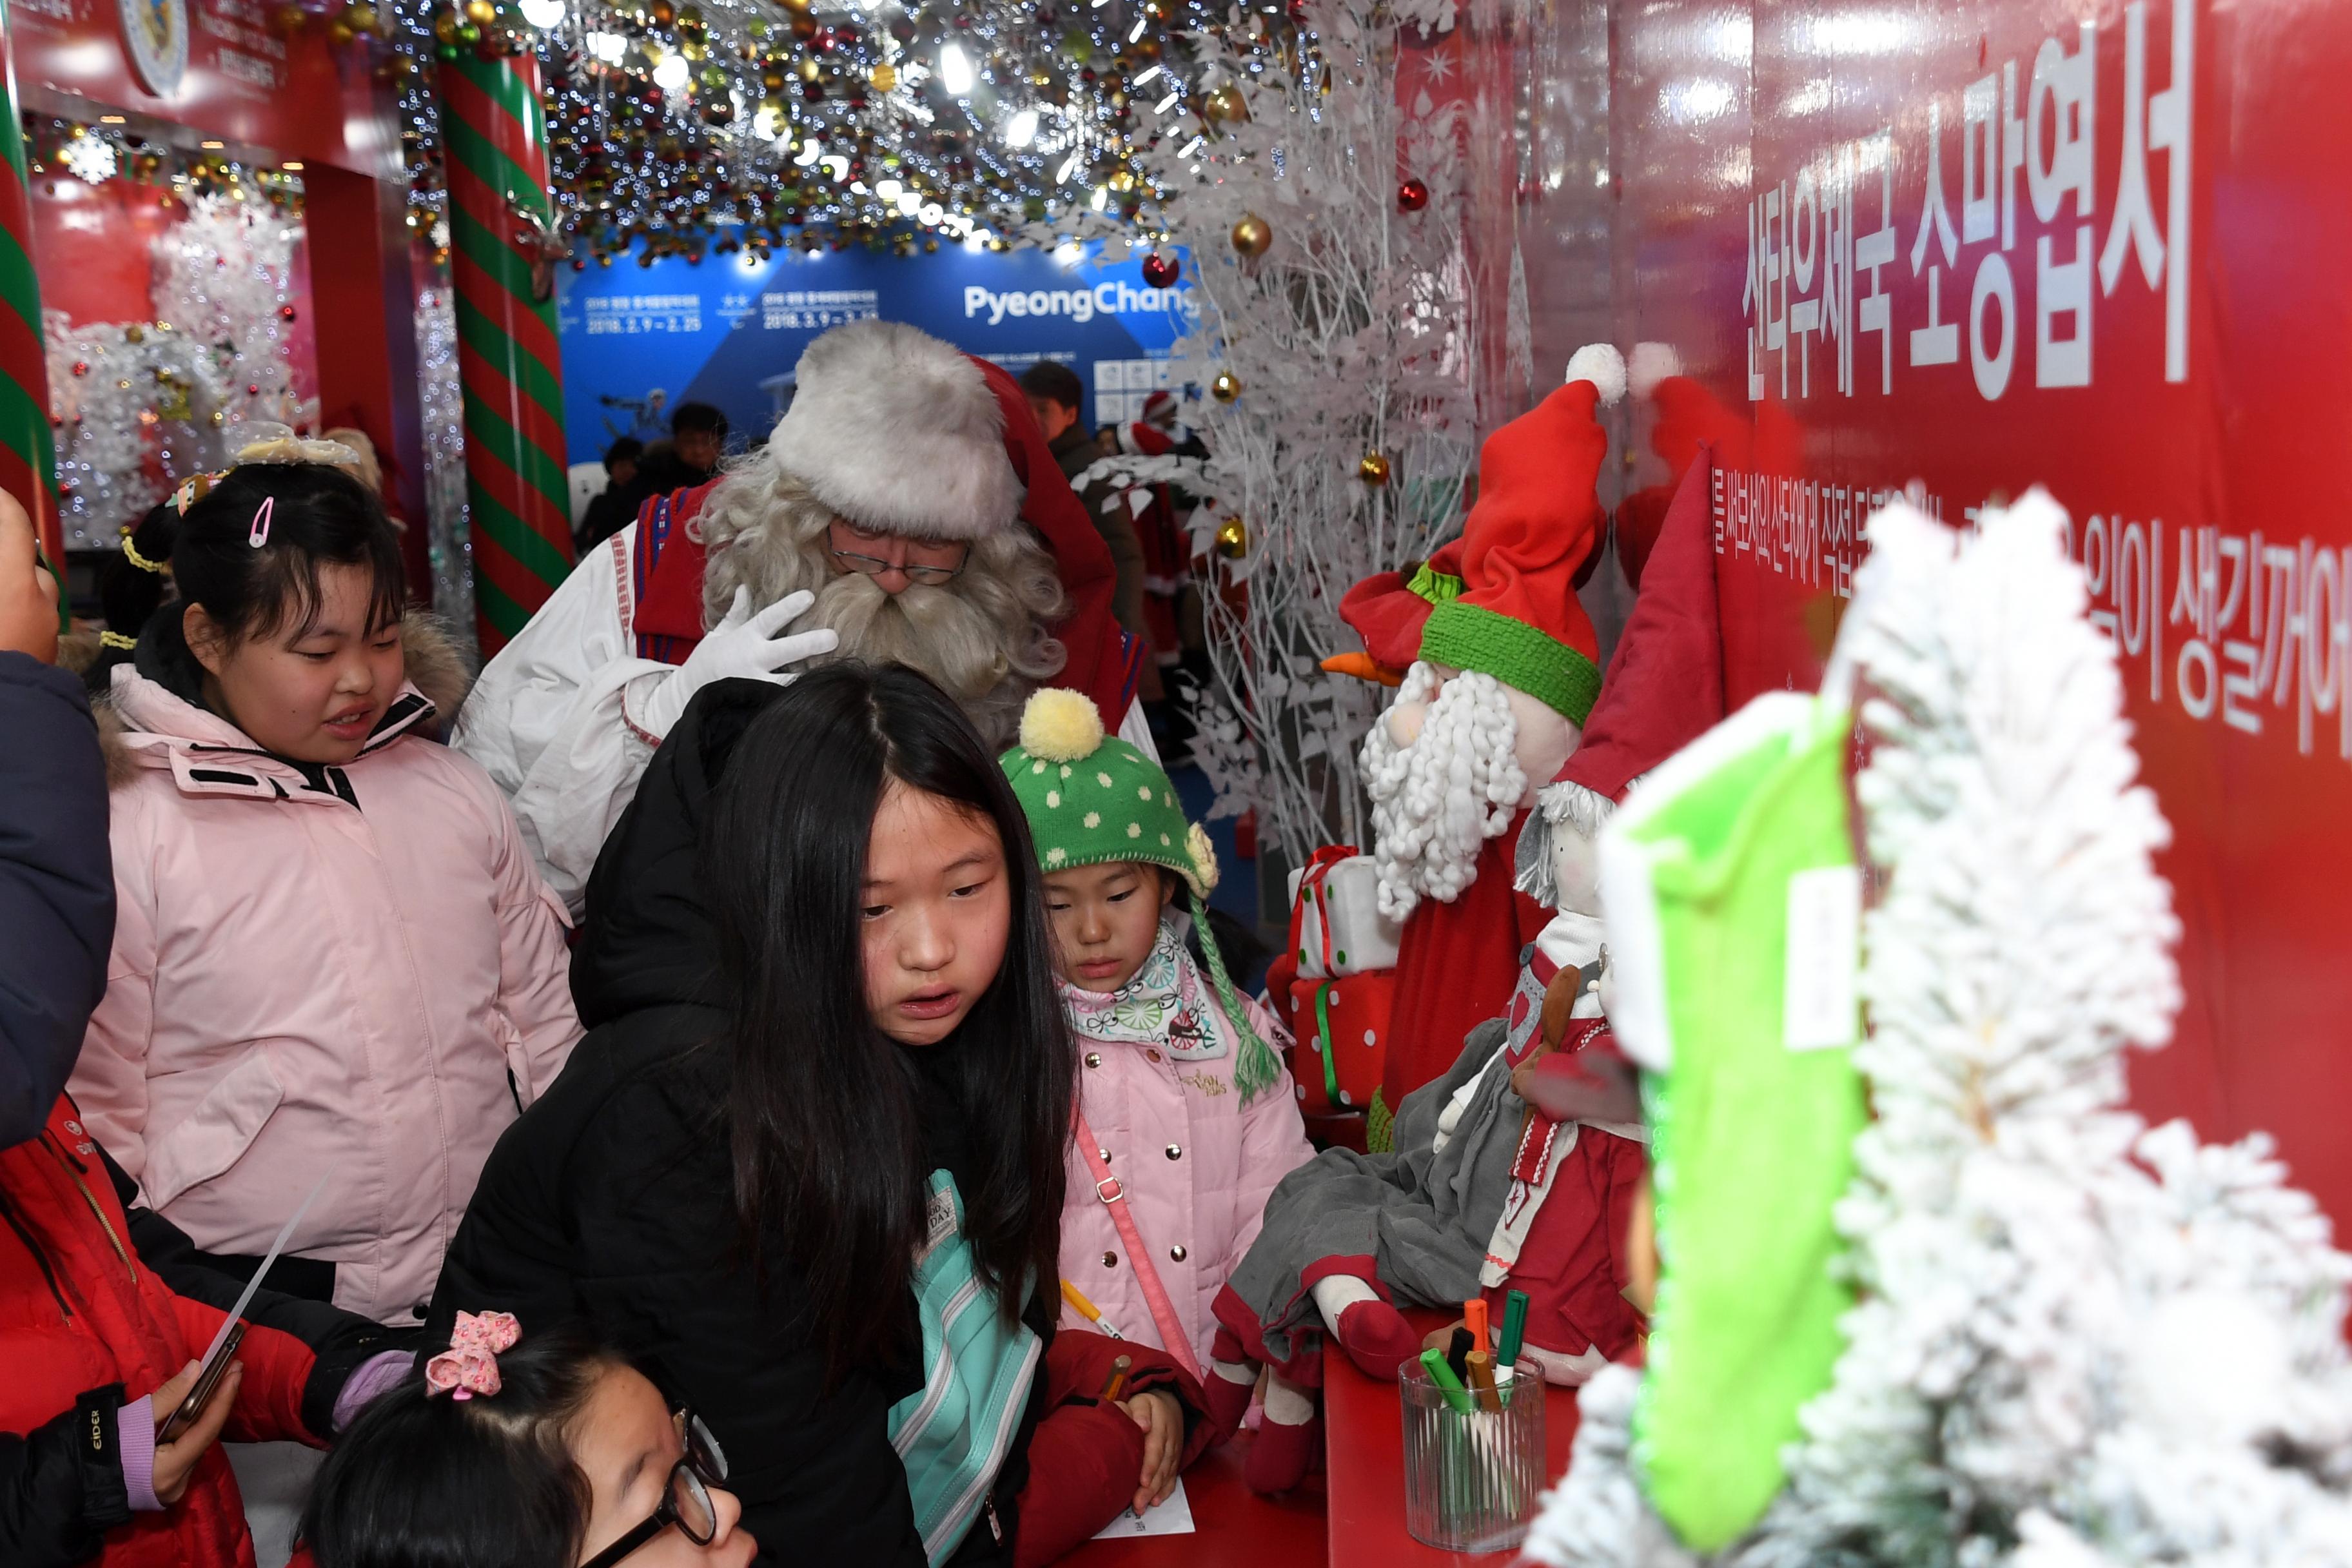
[431,665,1207,1567]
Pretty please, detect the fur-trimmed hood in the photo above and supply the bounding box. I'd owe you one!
[95,611,473,787]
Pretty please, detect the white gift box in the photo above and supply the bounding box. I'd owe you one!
[1288,854,1404,977]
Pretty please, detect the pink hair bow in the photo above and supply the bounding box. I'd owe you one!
[424,1310,522,1401]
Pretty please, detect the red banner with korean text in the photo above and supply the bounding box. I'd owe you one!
[8,0,396,176]
[1585,0,2352,1231]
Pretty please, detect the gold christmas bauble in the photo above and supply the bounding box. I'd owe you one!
[1214,516,1249,559]
[1357,451,1391,486]
[870,61,897,91]
[1230,213,1272,257]
[463,0,495,24]
[344,1,378,30]
[1202,83,1248,124]
[1210,371,1241,402]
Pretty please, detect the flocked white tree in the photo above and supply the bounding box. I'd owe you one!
[49,193,314,548]
[415,282,475,664]
[1035,0,1480,867]
[1524,493,2352,1568]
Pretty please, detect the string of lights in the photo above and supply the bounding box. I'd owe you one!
[367,0,1315,259]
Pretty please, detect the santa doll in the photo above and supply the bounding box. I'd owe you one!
[455,320,1146,913]
[1339,344,1626,1112]
[1208,441,1727,1489]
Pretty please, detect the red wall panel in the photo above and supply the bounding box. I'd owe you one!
[1568,0,2352,1228]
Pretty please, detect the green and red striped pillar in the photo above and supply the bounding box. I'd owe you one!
[440,51,571,654]
[0,0,64,577]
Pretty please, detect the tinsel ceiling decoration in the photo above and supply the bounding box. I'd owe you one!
[22,117,308,215]
[121,0,1357,260]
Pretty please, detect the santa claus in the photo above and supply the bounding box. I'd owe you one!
[456,320,1146,912]
[1340,345,1625,1106]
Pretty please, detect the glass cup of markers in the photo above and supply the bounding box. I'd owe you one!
[1398,1301,1547,1553]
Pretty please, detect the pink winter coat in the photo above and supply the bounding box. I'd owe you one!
[72,639,582,1325]
[1059,981,1313,1367]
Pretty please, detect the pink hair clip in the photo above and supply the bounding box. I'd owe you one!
[424,1309,522,1401]
[248,496,275,549]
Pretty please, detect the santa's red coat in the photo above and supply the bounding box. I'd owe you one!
[1485,1123,1649,1369]
[1381,818,1553,1105]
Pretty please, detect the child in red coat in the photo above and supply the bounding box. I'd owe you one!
[2,568,403,1568]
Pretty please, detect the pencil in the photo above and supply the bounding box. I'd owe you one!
[1099,1353,1133,1403]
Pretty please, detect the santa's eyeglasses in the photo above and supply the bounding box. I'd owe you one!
[827,520,969,586]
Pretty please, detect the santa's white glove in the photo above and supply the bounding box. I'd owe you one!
[633,587,838,741]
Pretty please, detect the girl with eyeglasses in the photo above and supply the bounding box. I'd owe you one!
[299,1319,752,1568]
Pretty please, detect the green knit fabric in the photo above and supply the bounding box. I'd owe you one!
[1417,599,1602,724]
[1000,732,1282,1102]
[1406,560,1463,605]
[1001,734,1197,888]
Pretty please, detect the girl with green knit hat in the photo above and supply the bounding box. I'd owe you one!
[1001,689,1323,1492]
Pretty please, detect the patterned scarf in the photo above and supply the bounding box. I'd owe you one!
[1059,922,1230,1061]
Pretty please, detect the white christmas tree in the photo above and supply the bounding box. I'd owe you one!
[150,194,313,436]
[415,282,475,665]
[1038,0,1480,865]
[50,193,314,548]
[1524,493,2352,1568]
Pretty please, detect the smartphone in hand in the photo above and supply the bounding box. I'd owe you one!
[157,1323,244,1445]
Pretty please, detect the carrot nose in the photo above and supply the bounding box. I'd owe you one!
[1320,651,1406,687]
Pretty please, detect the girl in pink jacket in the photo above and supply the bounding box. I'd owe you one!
[72,454,582,1328]
[1000,691,1317,1491]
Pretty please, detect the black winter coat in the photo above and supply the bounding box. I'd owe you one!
[429,680,1050,1567]
[0,654,113,1150]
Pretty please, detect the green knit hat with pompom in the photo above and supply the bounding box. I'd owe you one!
[1001,689,1282,1102]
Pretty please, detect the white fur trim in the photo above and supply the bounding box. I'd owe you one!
[1565,343,1628,407]
[764,320,1021,542]
[1627,341,1683,400]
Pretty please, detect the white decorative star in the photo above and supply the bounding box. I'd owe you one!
[1418,45,1458,88]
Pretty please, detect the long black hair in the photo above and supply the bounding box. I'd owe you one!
[300,1322,620,1568]
[702,662,1075,1380]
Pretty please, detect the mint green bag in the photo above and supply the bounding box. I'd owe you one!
[887,1171,1044,1565]
[1596,693,1868,1553]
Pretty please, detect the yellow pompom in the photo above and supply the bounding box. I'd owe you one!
[1018,688,1104,765]
[1186,822,1221,895]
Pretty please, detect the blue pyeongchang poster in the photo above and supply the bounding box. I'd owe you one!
[553,242,1199,465]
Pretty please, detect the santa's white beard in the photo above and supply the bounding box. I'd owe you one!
[1360,663,1527,921]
